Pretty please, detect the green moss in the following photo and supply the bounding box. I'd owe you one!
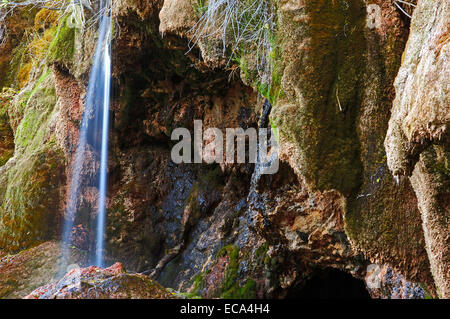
[0,143,65,252]
[193,0,207,16]
[239,279,257,299]
[7,42,29,89]
[235,21,284,105]
[181,244,259,299]
[14,70,55,152]
[47,15,75,67]
[0,150,13,167]
[0,93,15,166]
[215,245,240,296]
[0,65,64,253]
[216,245,257,299]
[181,273,206,299]
[273,0,366,195]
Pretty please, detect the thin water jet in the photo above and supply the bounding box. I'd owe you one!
[60,0,112,274]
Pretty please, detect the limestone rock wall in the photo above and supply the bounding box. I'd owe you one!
[385,0,449,297]
[0,0,447,299]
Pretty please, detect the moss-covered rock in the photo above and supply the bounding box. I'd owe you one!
[0,144,65,252]
[0,67,66,252]
[344,0,434,291]
[410,144,449,298]
[0,93,14,167]
[47,16,76,68]
[273,0,365,195]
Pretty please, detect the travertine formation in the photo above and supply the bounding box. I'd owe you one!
[0,0,447,299]
[385,0,449,298]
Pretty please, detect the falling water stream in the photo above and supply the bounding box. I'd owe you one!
[61,0,112,273]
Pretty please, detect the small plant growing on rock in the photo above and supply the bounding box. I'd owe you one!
[189,0,276,85]
[0,0,98,44]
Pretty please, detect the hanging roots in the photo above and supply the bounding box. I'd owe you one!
[394,0,417,19]
[189,0,275,85]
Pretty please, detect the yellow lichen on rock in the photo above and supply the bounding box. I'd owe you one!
[34,8,59,30]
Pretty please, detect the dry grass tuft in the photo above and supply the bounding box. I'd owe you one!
[189,0,275,85]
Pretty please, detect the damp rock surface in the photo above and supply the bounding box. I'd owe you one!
[0,241,86,299]
[25,262,175,299]
[0,0,447,300]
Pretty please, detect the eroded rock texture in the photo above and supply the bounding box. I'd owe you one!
[385,0,449,298]
[0,241,86,298]
[25,262,174,299]
[0,0,447,299]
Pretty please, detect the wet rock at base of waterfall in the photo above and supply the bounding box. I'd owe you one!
[25,262,176,299]
[0,241,87,299]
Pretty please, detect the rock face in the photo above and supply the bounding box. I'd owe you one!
[0,241,86,298]
[159,0,197,36]
[385,0,449,298]
[25,262,174,299]
[0,0,447,299]
[365,264,426,299]
[252,0,435,295]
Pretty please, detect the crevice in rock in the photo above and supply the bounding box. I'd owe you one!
[285,268,371,299]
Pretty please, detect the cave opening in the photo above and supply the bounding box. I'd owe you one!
[287,268,371,299]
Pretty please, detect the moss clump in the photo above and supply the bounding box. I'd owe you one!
[6,42,28,89]
[238,15,285,105]
[192,0,276,85]
[274,0,366,194]
[34,8,59,30]
[17,62,33,89]
[47,16,76,67]
[181,273,206,299]
[0,67,64,253]
[193,0,208,17]
[217,245,239,294]
[214,245,257,299]
[0,150,13,167]
[6,12,56,90]
[14,70,55,152]
[0,92,15,166]
[29,27,58,61]
[0,143,65,252]
[239,279,257,298]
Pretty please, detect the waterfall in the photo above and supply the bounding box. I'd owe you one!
[95,8,112,267]
[61,0,112,273]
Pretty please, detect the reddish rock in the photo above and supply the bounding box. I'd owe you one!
[25,262,175,299]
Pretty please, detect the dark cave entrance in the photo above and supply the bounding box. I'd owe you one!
[287,268,371,299]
